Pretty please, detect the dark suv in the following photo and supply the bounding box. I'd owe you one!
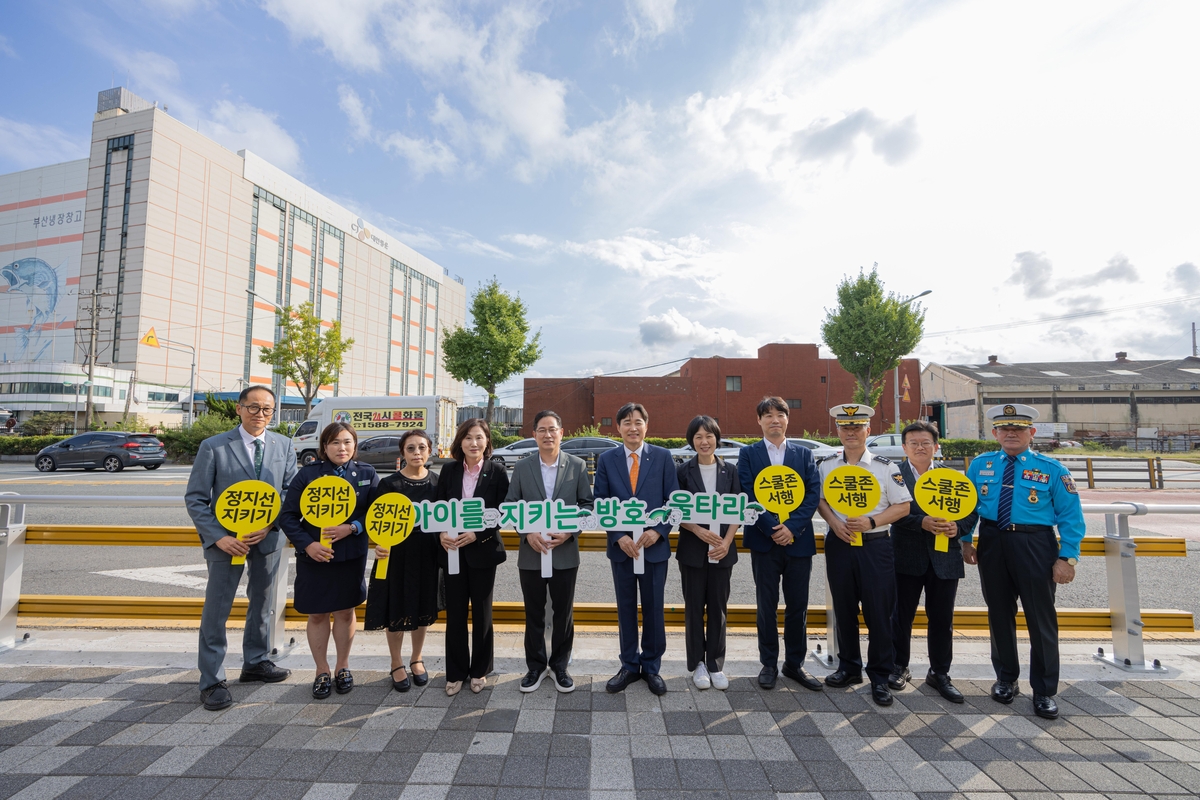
[35,432,166,472]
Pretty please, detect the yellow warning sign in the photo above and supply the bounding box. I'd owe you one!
[902,375,911,390]
[140,328,160,348]
[902,388,911,403]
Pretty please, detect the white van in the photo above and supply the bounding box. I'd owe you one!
[290,395,458,466]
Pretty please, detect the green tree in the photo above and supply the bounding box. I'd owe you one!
[258,301,355,416]
[820,266,925,407]
[442,278,543,423]
[203,392,240,420]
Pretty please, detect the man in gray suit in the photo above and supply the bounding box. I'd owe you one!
[506,410,594,693]
[185,385,299,710]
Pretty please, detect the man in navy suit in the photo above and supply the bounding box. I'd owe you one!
[737,396,823,691]
[594,402,678,696]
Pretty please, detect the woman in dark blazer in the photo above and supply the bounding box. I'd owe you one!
[675,415,740,691]
[280,422,378,699]
[436,417,509,695]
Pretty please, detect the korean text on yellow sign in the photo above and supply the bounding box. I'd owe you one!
[753,465,805,525]
[365,492,415,578]
[822,465,881,545]
[301,475,357,541]
[913,467,978,552]
[215,480,281,565]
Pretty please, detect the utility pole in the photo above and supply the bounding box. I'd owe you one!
[1193,322,1197,357]
[80,290,114,429]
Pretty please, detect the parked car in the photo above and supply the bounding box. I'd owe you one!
[670,439,745,465]
[560,437,621,461]
[35,432,165,472]
[788,437,841,460]
[355,435,404,471]
[492,438,539,467]
[865,432,942,460]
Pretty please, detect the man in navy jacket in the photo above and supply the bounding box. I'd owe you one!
[737,396,823,691]
[594,402,678,695]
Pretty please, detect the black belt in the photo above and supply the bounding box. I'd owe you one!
[981,519,1054,533]
[863,529,890,542]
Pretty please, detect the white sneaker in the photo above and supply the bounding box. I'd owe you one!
[692,664,711,689]
[710,671,729,691]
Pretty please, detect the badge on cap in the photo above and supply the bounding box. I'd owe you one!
[829,403,875,426]
[986,403,1039,428]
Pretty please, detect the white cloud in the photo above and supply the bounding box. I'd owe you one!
[0,34,17,58]
[639,308,759,357]
[261,0,386,71]
[0,118,87,169]
[608,0,681,56]
[204,101,303,173]
[337,85,457,177]
[502,233,551,249]
[562,230,714,280]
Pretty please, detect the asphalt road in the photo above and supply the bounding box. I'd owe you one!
[3,462,1200,622]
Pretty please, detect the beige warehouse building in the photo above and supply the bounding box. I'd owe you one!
[0,87,466,424]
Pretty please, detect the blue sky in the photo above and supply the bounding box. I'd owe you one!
[2,0,1198,406]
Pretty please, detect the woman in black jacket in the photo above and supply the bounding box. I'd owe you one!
[280,422,378,698]
[675,415,741,691]
[436,417,509,695]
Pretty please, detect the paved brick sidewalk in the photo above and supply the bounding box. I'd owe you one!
[3,664,1200,800]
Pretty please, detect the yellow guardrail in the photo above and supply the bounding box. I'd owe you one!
[23,525,1191,557]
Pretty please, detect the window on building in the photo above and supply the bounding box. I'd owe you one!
[601,417,612,426]
[119,390,126,399]
[820,376,826,383]
[787,399,801,409]
[725,376,742,392]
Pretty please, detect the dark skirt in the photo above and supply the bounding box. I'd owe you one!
[293,554,368,615]
[365,532,445,632]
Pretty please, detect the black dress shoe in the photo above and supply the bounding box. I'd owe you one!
[410,660,428,687]
[644,673,667,696]
[390,666,411,693]
[990,680,1019,704]
[335,668,354,694]
[887,666,911,691]
[239,660,290,683]
[606,668,641,693]
[554,669,575,693]
[200,681,233,710]
[758,665,778,690]
[312,672,332,699]
[520,668,548,693]
[1033,693,1059,719]
[925,672,964,703]
[781,663,823,691]
[871,683,894,706]
[824,669,864,688]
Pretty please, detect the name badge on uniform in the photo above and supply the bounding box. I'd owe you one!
[977,470,994,476]
[358,479,372,486]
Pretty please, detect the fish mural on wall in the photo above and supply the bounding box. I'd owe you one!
[2,257,64,362]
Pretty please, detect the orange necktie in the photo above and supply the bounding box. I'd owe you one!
[629,452,639,493]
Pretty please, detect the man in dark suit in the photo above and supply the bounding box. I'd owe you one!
[594,402,678,696]
[185,385,298,710]
[890,421,977,703]
[736,396,823,691]
[506,410,594,693]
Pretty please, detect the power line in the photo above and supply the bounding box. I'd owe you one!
[926,294,1200,338]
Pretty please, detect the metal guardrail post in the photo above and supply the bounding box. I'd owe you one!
[0,493,27,651]
[1095,504,1164,672]
[1155,457,1164,490]
[1086,458,1095,489]
[1146,458,1156,489]
[811,579,837,669]
[267,555,291,656]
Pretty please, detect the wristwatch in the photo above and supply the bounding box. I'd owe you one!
[1058,556,1078,566]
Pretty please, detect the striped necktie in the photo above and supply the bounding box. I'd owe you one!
[335,465,346,478]
[996,456,1015,529]
[253,439,263,479]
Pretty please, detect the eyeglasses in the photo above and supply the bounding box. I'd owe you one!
[906,441,936,449]
[239,404,275,416]
[534,427,561,435]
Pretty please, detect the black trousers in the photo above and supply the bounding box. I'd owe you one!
[977,524,1060,695]
[892,562,959,676]
[750,548,812,671]
[679,563,732,672]
[825,533,897,685]
[518,566,578,674]
[611,558,668,675]
[444,565,496,682]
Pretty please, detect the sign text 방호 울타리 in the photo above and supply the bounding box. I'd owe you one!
[332,408,427,431]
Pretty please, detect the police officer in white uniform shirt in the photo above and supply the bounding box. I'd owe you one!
[817,404,913,706]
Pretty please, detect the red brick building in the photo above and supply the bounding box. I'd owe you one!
[522,343,921,438]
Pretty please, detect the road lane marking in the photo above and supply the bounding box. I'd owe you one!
[93,558,296,597]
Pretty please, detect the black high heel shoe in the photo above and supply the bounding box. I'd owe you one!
[390,666,411,693]
[410,660,429,687]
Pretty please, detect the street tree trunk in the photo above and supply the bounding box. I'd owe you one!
[485,384,496,424]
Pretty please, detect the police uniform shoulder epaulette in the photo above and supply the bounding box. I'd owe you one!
[815,455,833,465]
[872,455,891,465]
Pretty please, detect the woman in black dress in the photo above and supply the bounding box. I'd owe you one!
[365,429,441,692]
[437,418,509,696]
[280,422,378,699]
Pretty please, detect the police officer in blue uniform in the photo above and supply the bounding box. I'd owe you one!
[962,404,1085,720]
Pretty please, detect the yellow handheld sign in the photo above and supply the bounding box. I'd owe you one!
[301,475,357,544]
[913,467,978,552]
[823,465,882,546]
[215,479,281,566]
[365,493,416,579]
[753,465,805,524]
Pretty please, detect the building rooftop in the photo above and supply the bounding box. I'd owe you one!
[935,354,1200,388]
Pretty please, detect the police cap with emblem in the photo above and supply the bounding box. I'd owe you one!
[829,403,875,426]
[986,403,1040,428]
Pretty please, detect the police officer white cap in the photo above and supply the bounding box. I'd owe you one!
[986,403,1040,428]
[829,403,875,426]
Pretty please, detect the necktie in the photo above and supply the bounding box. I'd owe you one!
[335,465,345,478]
[629,452,639,493]
[253,439,263,479]
[996,456,1015,529]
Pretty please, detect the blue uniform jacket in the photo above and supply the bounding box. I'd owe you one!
[736,439,822,557]
[964,448,1086,559]
[593,443,678,563]
[280,459,379,562]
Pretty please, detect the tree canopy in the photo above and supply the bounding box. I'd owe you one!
[258,301,355,415]
[442,278,543,423]
[820,266,925,407]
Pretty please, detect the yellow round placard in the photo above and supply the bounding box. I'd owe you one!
[752,465,805,524]
[215,479,281,535]
[366,492,416,578]
[822,465,881,516]
[913,467,978,521]
[300,474,357,529]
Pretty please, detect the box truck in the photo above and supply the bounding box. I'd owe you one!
[290,395,458,466]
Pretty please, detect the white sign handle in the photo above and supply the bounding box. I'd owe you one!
[540,533,553,578]
[633,547,645,575]
[708,521,720,564]
[447,532,460,575]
